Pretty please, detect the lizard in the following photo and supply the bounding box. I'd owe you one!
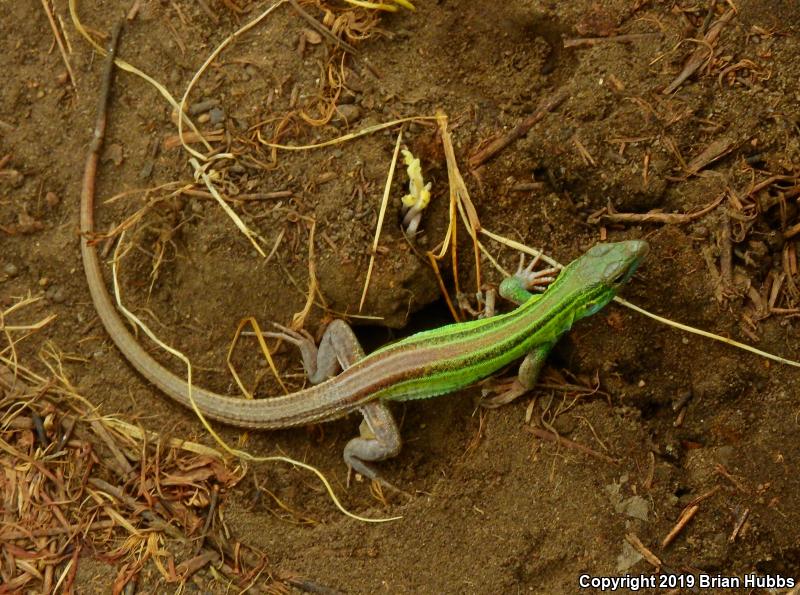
[80,21,648,482]
[81,200,647,481]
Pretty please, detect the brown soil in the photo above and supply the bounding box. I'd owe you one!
[2,0,799,593]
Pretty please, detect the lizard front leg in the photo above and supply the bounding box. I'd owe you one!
[481,343,554,407]
[482,256,560,407]
[266,320,404,487]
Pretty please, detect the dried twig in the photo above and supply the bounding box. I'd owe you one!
[663,8,735,94]
[180,188,293,201]
[589,193,724,225]
[40,0,78,95]
[625,533,662,567]
[469,88,569,169]
[684,135,738,175]
[526,426,618,464]
[661,504,699,548]
[563,33,661,48]
[288,0,359,56]
[729,507,750,542]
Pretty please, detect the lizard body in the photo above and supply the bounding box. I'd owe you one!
[81,203,646,477]
[80,17,647,481]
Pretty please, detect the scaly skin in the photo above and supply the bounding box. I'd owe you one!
[80,16,647,479]
[81,220,647,429]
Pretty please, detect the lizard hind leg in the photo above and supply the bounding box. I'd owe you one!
[266,320,407,491]
[264,319,365,383]
[344,400,408,494]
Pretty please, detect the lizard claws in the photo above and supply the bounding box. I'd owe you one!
[514,254,559,292]
[480,376,530,408]
[264,323,314,346]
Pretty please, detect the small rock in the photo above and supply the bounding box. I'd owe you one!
[332,104,361,125]
[45,191,60,207]
[302,28,322,44]
[105,143,124,166]
[3,263,18,277]
[339,89,358,104]
[551,414,576,435]
[6,169,24,188]
[714,445,735,467]
[209,107,225,125]
[46,286,66,304]
[616,540,643,573]
[316,171,337,184]
[188,98,219,116]
[343,68,364,92]
[618,495,649,521]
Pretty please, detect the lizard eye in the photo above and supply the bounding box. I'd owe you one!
[606,262,636,286]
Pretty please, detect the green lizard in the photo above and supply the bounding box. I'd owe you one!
[80,25,648,483]
[82,181,647,483]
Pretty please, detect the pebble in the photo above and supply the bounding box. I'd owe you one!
[47,285,66,304]
[6,169,24,188]
[45,191,60,207]
[332,104,361,125]
[106,143,124,166]
[301,28,322,44]
[338,89,358,104]
[551,414,576,435]
[343,68,364,92]
[3,263,18,277]
[209,107,225,125]
[188,98,219,116]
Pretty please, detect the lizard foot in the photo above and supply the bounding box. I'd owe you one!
[513,253,559,292]
[480,376,530,408]
[346,463,412,500]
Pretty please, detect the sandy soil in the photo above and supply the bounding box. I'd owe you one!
[2,0,799,593]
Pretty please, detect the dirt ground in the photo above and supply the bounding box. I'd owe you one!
[2,0,800,593]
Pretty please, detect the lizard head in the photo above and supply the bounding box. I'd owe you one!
[558,240,649,320]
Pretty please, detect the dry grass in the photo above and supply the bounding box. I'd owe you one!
[0,298,331,592]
